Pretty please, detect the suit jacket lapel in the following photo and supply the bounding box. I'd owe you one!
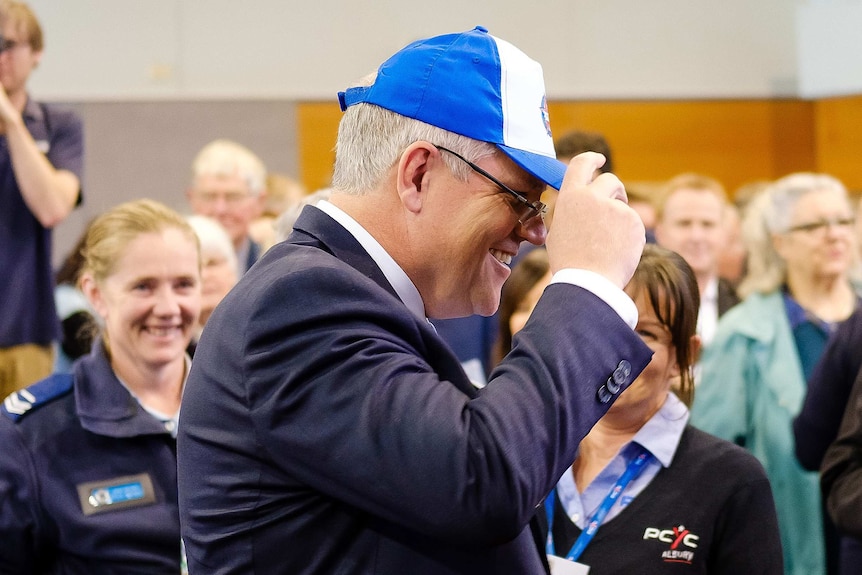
[289,205,479,399]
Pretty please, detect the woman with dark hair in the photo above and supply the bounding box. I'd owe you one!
[503,245,782,574]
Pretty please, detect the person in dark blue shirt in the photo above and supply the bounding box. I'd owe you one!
[0,1,83,396]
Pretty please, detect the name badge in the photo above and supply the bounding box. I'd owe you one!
[548,554,590,575]
[76,473,156,516]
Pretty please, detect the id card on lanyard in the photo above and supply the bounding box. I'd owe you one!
[545,448,654,574]
[547,554,590,575]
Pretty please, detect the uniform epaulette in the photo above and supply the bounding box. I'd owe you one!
[2,373,74,422]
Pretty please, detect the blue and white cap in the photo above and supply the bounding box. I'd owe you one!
[338,26,567,190]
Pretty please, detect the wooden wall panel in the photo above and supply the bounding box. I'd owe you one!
[297,102,342,194]
[771,100,818,180]
[297,99,820,198]
[814,96,862,192]
[548,100,815,195]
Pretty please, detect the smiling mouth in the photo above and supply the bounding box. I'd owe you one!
[490,249,513,266]
[145,326,182,337]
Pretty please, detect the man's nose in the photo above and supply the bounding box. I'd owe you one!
[519,216,548,246]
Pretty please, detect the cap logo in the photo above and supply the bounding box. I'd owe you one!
[540,95,552,138]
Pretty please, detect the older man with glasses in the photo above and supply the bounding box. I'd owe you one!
[186,138,267,273]
[178,26,651,575]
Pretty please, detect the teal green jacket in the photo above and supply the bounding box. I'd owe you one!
[691,291,824,575]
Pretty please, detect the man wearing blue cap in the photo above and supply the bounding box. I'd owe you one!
[178,26,650,574]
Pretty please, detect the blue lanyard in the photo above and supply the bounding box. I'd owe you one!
[545,447,654,562]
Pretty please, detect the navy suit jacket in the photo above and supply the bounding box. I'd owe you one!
[177,206,652,574]
[245,237,262,273]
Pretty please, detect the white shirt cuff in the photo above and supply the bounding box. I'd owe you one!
[550,269,639,329]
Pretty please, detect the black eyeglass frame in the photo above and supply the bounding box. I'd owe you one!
[434,145,547,225]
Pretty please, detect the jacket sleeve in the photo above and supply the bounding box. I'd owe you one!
[821,367,862,538]
[273,278,650,542]
[183,266,652,546]
[0,417,48,574]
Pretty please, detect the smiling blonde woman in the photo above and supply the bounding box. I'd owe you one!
[0,199,201,572]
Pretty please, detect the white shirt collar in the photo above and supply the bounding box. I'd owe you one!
[316,200,427,323]
[555,393,689,526]
[631,392,690,467]
[702,275,718,302]
[697,275,720,347]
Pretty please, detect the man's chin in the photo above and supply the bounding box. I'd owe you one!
[429,301,498,321]
[472,293,502,318]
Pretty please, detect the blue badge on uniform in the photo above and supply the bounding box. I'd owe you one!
[76,473,156,516]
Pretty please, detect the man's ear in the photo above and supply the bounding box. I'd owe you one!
[396,142,437,214]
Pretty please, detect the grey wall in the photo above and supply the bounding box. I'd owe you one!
[51,100,298,267]
[27,0,804,101]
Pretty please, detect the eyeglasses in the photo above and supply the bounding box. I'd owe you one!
[786,217,856,235]
[192,190,255,205]
[434,145,547,225]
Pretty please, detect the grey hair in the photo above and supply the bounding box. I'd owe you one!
[737,172,851,298]
[191,139,267,196]
[331,74,497,195]
[186,214,239,279]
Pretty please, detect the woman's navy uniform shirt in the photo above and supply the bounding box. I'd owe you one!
[0,342,181,574]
